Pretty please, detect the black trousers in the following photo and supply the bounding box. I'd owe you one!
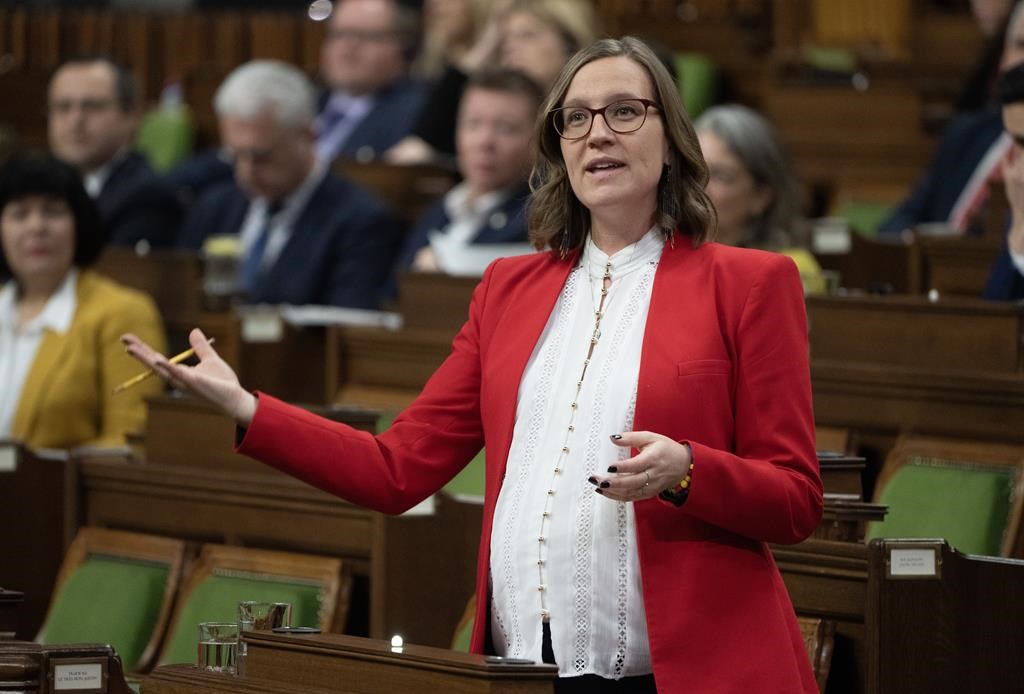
[542,622,658,694]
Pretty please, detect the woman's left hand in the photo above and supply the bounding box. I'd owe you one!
[590,431,691,502]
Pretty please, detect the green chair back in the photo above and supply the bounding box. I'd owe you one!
[867,458,1018,556]
[38,556,170,670]
[136,106,194,173]
[674,53,716,119]
[444,449,485,500]
[834,200,893,238]
[158,572,326,666]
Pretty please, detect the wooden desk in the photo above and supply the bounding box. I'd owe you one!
[0,641,133,694]
[917,234,1002,297]
[0,588,22,639]
[328,273,475,409]
[79,396,482,648]
[334,161,457,226]
[0,443,80,640]
[95,248,333,404]
[774,538,1024,694]
[808,294,1024,451]
[143,632,556,693]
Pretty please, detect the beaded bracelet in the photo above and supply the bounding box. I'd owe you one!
[659,461,695,507]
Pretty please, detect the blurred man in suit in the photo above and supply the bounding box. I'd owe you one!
[984,61,1024,300]
[48,56,182,249]
[177,60,402,309]
[395,68,543,282]
[316,0,427,162]
[164,0,425,203]
[879,2,1024,236]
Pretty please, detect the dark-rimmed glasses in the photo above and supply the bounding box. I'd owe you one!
[550,98,660,140]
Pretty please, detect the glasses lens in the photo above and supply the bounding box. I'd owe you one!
[605,100,647,133]
[555,107,592,138]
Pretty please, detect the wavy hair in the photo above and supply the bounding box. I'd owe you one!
[528,36,715,253]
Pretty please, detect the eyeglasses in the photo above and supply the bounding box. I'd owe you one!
[550,98,660,140]
[326,27,401,44]
[48,98,118,117]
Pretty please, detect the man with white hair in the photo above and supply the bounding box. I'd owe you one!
[177,60,401,309]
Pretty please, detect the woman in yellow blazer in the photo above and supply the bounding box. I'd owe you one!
[0,153,166,449]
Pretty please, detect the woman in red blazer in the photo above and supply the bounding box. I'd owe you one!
[125,37,821,694]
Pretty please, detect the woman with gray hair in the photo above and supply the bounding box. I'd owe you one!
[694,104,805,250]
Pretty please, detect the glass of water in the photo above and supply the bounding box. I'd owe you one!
[236,601,292,675]
[197,622,238,673]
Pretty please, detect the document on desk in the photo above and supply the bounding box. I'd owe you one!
[429,233,535,276]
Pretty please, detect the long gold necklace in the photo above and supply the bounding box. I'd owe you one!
[536,253,613,623]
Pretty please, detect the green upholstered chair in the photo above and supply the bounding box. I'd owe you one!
[156,544,344,666]
[866,437,1024,557]
[135,105,194,173]
[674,53,716,119]
[450,595,476,652]
[37,528,186,673]
[443,449,485,502]
[834,200,893,238]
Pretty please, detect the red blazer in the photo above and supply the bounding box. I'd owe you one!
[239,236,822,694]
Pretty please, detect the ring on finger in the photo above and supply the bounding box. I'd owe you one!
[643,470,651,488]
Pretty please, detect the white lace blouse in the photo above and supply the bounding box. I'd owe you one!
[489,228,663,679]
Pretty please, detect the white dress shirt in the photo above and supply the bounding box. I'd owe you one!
[0,269,78,437]
[315,92,375,163]
[237,161,328,276]
[489,228,663,679]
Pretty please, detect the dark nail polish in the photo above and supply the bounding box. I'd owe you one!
[600,481,610,488]
[610,434,622,440]
[595,488,604,495]
[607,466,618,473]
[587,476,598,485]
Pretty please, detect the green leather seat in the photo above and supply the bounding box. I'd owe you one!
[157,573,326,665]
[37,528,185,673]
[136,105,194,173]
[156,544,342,667]
[867,454,1021,556]
[38,556,170,670]
[674,53,717,119]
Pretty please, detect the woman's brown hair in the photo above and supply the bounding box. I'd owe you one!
[528,36,715,253]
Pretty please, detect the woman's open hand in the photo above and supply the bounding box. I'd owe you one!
[589,431,692,503]
[121,327,257,426]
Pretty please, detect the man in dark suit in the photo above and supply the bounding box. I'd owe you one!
[984,61,1024,301]
[178,60,402,309]
[48,56,181,249]
[879,4,1024,236]
[395,69,543,286]
[316,0,427,163]
[164,0,425,203]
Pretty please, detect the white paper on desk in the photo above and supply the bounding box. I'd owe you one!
[279,305,403,330]
[428,233,535,277]
[0,444,16,472]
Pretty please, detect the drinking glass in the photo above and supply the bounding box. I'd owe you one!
[237,601,292,674]
[197,622,238,673]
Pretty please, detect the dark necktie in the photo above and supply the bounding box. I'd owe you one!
[239,203,281,298]
[317,102,346,138]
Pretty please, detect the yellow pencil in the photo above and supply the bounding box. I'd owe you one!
[114,338,215,394]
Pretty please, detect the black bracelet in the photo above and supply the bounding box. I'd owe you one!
[659,460,694,507]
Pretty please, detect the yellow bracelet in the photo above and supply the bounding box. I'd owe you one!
[660,462,694,507]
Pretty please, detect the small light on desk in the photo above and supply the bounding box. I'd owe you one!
[927,289,940,303]
[390,635,403,649]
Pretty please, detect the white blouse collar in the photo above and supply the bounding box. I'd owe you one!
[582,226,664,279]
[0,268,78,335]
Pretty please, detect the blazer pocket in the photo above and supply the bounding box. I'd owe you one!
[677,359,732,377]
